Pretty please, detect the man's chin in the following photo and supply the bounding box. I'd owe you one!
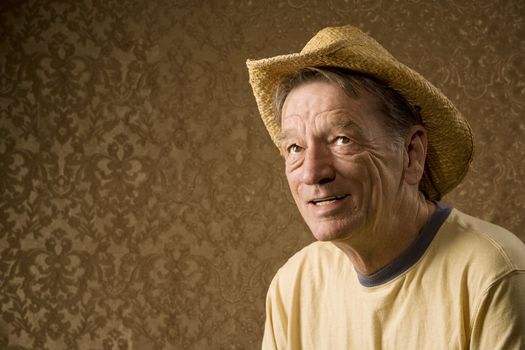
[306,218,359,242]
[310,228,351,242]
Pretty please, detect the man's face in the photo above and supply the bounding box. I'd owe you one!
[280,81,407,243]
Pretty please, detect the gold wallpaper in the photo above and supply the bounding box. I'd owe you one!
[0,0,524,349]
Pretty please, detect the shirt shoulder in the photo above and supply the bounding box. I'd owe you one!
[442,208,525,273]
[428,207,525,301]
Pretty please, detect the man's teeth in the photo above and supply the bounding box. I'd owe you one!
[315,199,336,206]
[313,195,346,206]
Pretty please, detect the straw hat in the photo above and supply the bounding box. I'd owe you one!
[246,25,473,200]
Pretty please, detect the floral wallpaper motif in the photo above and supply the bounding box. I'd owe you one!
[0,0,523,349]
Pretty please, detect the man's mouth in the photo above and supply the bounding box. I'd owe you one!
[311,194,348,206]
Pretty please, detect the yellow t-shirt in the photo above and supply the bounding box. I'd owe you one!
[262,207,525,349]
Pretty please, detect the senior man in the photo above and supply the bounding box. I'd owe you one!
[247,25,525,349]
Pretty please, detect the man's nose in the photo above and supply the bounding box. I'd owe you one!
[301,145,336,185]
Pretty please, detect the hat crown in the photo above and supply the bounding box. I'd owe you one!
[301,25,393,59]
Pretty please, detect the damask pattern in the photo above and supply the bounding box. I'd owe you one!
[0,0,523,349]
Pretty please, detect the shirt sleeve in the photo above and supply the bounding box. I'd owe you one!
[261,275,287,350]
[470,270,525,349]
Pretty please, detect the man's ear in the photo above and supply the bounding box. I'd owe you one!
[403,125,428,186]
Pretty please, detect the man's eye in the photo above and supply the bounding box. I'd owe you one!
[335,136,351,145]
[288,144,302,153]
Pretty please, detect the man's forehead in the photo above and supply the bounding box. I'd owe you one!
[280,83,381,131]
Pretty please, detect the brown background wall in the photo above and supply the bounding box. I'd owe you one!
[0,0,523,349]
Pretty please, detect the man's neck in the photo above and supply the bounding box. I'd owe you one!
[332,196,436,276]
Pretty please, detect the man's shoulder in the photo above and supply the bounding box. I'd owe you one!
[438,207,525,274]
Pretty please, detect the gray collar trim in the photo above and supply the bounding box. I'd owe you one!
[356,202,451,287]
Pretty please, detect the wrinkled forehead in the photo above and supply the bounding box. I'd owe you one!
[279,81,389,140]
